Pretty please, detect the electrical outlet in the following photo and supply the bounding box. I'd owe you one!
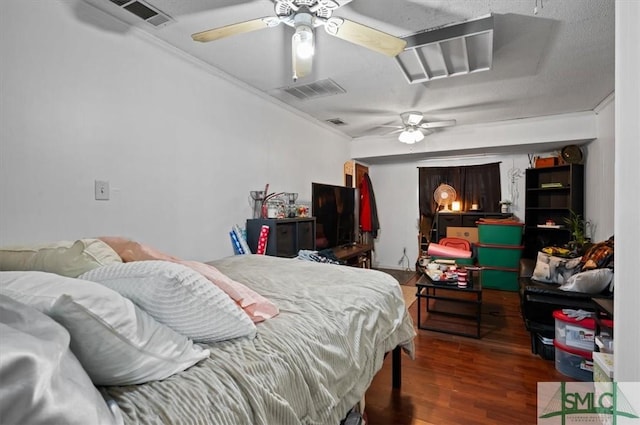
[95,180,110,200]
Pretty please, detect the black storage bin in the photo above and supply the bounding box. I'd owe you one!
[534,332,555,360]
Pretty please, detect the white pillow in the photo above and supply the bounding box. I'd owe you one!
[0,271,210,386]
[0,239,122,277]
[559,268,614,294]
[0,295,121,425]
[532,251,582,284]
[79,261,256,342]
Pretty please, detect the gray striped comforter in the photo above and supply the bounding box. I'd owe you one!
[102,255,416,425]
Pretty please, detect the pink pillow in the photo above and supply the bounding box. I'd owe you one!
[181,261,278,323]
[97,237,180,262]
[98,237,278,323]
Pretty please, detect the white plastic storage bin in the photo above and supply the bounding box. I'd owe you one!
[553,310,597,352]
[554,340,593,381]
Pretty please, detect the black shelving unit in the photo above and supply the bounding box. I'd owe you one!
[246,217,316,257]
[523,164,584,258]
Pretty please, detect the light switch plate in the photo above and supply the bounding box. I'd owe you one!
[95,180,110,200]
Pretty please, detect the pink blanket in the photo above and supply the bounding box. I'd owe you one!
[98,237,279,323]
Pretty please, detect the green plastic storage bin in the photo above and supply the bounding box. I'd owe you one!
[476,243,523,268]
[480,267,519,291]
[477,222,524,245]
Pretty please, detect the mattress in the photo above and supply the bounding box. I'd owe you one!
[101,254,416,425]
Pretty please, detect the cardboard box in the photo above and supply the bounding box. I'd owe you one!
[446,227,479,243]
[535,156,558,168]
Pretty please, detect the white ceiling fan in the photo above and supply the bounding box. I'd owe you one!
[191,0,407,81]
[377,111,457,144]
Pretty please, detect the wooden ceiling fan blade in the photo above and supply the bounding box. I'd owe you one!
[192,17,275,43]
[420,120,457,129]
[325,18,406,57]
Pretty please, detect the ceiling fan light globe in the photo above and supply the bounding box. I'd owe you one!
[293,11,315,59]
[414,129,425,142]
[293,26,315,59]
[398,130,417,144]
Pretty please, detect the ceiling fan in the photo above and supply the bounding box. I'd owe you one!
[191,0,407,81]
[377,111,457,144]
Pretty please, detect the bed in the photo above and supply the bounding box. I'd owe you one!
[0,239,415,425]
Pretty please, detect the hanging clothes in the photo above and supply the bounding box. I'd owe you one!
[359,172,380,239]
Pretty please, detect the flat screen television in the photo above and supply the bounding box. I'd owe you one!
[312,182,358,250]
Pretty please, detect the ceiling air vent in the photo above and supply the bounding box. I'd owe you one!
[107,0,173,28]
[326,118,347,126]
[280,78,346,101]
[396,15,494,84]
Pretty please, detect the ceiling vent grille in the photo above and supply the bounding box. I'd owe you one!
[280,78,346,101]
[396,15,494,84]
[107,0,173,27]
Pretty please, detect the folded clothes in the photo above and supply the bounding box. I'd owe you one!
[561,308,594,321]
[296,250,341,265]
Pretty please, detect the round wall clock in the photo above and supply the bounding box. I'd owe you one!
[561,145,583,164]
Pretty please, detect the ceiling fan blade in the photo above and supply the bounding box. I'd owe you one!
[192,17,275,43]
[383,128,404,136]
[420,120,457,129]
[324,18,406,57]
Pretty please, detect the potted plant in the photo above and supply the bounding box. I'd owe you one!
[499,200,512,213]
[563,210,592,255]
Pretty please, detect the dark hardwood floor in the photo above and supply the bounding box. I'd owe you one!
[365,274,572,425]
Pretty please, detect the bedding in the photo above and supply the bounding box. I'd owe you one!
[0,271,210,386]
[0,295,122,425]
[97,236,279,322]
[0,238,121,277]
[79,260,257,342]
[101,254,416,425]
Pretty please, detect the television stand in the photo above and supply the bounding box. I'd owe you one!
[332,243,373,268]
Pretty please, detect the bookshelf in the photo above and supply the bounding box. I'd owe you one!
[524,164,584,258]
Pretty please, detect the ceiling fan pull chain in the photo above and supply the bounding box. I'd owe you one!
[534,0,543,15]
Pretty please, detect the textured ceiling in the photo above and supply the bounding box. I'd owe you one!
[82,0,615,140]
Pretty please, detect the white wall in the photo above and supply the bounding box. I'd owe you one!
[585,97,615,242]
[369,153,530,269]
[0,0,350,260]
[614,0,640,382]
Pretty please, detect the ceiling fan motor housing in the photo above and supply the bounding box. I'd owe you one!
[402,111,424,126]
[275,0,337,21]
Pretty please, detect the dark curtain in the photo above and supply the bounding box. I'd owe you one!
[418,162,501,239]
